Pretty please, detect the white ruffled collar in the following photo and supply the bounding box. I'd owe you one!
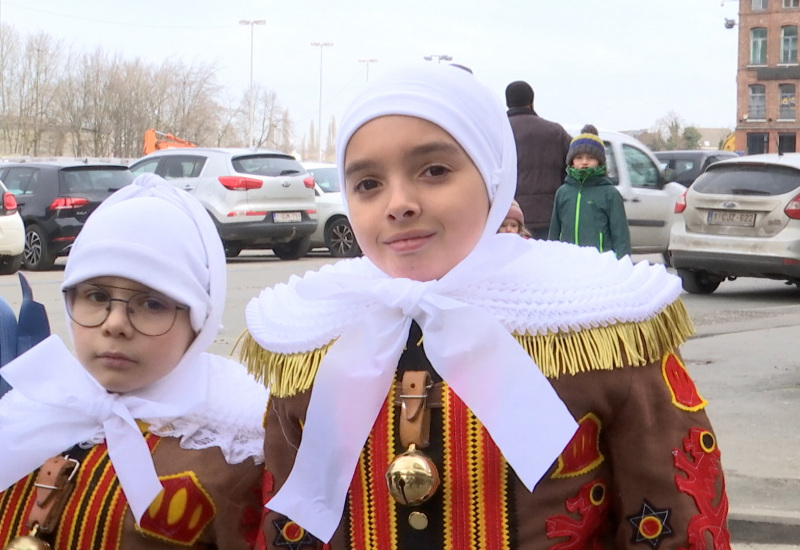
[244,238,683,542]
[247,239,682,353]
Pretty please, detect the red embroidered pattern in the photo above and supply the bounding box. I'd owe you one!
[256,470,275,550]
[545,480,610,550]
[672,428,730,549]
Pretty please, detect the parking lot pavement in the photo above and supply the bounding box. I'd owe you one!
[683,317,800,545]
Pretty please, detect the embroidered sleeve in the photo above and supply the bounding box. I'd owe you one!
[606,349,730,549]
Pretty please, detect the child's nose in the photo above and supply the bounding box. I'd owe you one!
[102,301,136,335]
[386,182,420,220]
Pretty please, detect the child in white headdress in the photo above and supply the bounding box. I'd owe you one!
[0,174,268,550]
[243,65,729,549]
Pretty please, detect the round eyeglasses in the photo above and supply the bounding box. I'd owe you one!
[63,283,189,337]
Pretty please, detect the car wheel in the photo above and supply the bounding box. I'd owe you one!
[23,225,55,271]
[223,242,242,258]
[677,268,720,295]
[0,254,22,275]
[272,235,312,260]
[325,217,361,258]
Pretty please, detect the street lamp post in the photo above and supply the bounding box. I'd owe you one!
[358,58,378,82]
[239,19,266,149]
[424,54,453,64]
[311,41,333,161]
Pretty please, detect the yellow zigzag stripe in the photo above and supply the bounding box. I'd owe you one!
[238,300,694,397]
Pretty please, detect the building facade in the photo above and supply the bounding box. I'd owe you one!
[735,0,800,154]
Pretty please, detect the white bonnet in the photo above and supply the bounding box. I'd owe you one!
[335,63,517,239]
[61,174,226,349]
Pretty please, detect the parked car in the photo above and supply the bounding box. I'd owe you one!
[0,162,133,270]
[669,153,800,294]
[0,179,25,275]
[302,162,361,258]
[130,148,317,260]
[565,127,686,259]
[654,150,739,187]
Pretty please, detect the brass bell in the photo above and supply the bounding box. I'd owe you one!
[5,526,51,550]
[385,444,440,506]
[4,536,51,550]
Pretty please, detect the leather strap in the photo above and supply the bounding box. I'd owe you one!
[27,456,79,534]
[398,371,432,449]
[394,381,443,408]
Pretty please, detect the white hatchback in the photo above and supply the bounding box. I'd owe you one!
[302,162,361,258]
[669,153,800,293]
[565,127,685,259]
[0,180,24,275]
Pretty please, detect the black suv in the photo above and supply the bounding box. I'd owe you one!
[0,162,134,270]
[654,150,739,187]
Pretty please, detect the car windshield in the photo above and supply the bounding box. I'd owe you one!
[693,164,800,196]
[59,167,134,194]
[308,167,340,192]
[233,155,304,177]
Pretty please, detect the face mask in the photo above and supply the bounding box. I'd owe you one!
[566,164,607,183]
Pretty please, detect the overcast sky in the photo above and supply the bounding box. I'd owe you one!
[3,0,740,145]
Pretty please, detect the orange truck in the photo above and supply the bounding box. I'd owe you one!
[142,129,197,156]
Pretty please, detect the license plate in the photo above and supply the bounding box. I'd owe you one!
[273,212,302,223]
[707,210,756,227]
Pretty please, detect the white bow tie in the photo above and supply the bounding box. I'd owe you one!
[265,235,578,542]
[0,336,205,523]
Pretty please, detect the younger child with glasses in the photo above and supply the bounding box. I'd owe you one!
[0,174,268,549]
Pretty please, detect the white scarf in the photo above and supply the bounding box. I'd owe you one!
[0,175,264,525]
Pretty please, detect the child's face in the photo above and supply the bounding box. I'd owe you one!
[344,115,490,281]
[571,153,600,169]
[70,276,196,393]
[498,218,521,234]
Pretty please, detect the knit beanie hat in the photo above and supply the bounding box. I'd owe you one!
[505,80,534,108]
[506,200,524,225]
[566,124,606,166]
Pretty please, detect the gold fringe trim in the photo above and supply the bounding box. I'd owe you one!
[238,299,695,396]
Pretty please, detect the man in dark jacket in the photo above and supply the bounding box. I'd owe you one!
[505,81,572,239]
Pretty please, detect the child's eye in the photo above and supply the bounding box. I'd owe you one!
[354,178,381,192]
[423,165,450,178]
[135,294,172,313]
[82,288,110,304]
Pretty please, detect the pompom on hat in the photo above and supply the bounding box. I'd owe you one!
[566,124,606,166]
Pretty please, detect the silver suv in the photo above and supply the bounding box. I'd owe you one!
[130,148,318,260]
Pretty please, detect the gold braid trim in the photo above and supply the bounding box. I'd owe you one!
[237,299,694,396]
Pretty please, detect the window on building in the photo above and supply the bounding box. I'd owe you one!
[751,28,768,64]
[783,0,799,7]
[749,85,767,119]
[753,0,768,9]
[779,84,796,119]
[782,26,798,63]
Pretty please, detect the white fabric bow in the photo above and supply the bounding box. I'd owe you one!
[0,335,208,523]
[265,235,578,542]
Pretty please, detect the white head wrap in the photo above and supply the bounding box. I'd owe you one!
[335,63,516,241]
[254,65,578,541]
[0,174,231,525]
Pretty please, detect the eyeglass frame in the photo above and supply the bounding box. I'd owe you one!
[63,283,189,337]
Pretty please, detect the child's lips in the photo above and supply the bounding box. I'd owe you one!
[97,351,136,368]
[385,231,434,252]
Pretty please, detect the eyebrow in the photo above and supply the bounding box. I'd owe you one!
[344,140,463,178]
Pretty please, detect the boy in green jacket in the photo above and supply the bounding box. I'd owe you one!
[549,125,631,258]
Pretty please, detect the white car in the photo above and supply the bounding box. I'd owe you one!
[566,127,686,260]
[669,153,800,294]
[302,162,361,258]
[0,180,25,275]
[130,148,318,260]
